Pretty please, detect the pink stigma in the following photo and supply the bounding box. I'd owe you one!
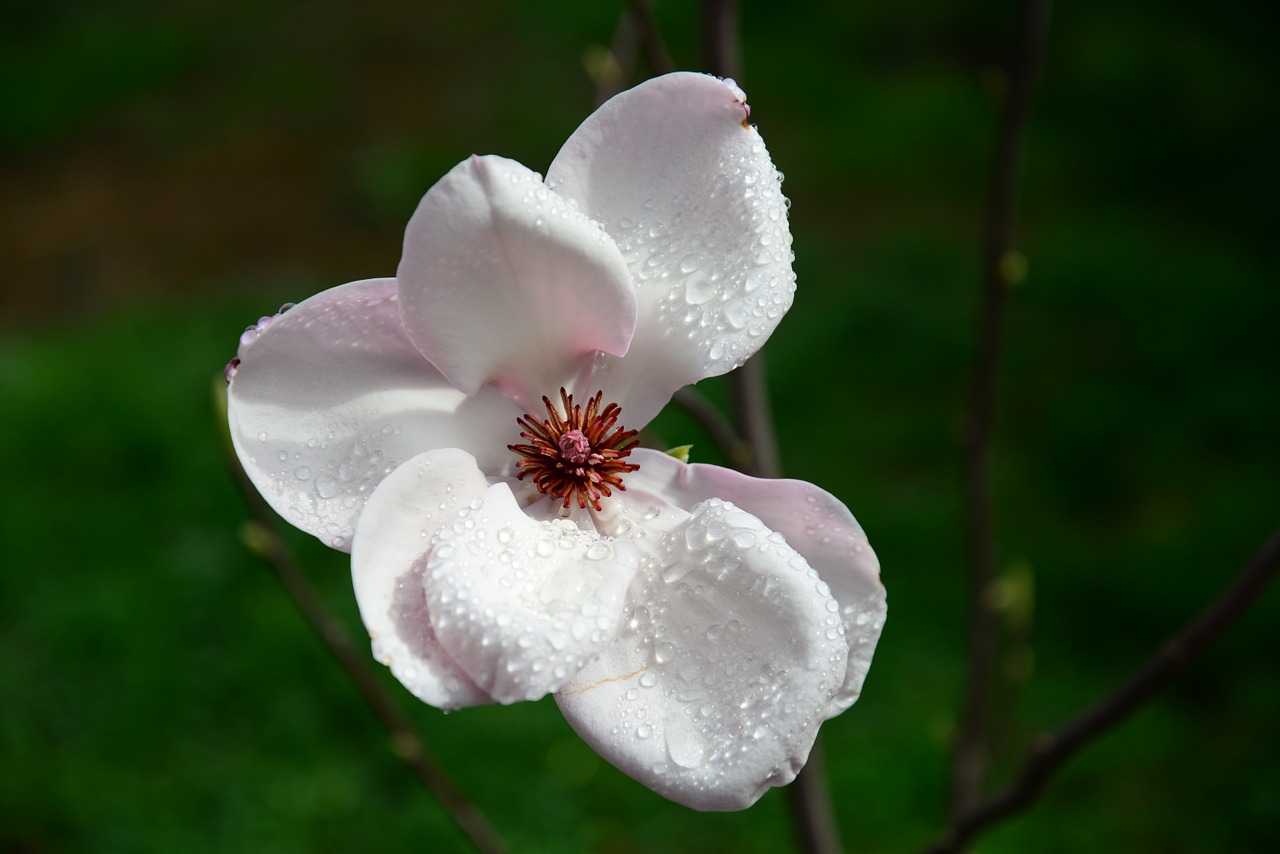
[558,429,592,464]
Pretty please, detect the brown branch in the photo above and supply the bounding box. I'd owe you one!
[224,440,507,854]
[699,2,838,852]
[671,386,753,470]
[593,3,640,106]
[631,0,676,76]
[700,0,740,84]
[927,526,1280,854]
[699,0,777,483]
[951,0,1053,820]
[729,356,781,479]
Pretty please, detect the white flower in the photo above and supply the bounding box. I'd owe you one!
[226,72,885,811]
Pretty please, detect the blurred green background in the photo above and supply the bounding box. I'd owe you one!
[3,0,1277,851]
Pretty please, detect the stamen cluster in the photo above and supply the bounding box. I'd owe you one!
[509,389,639,511]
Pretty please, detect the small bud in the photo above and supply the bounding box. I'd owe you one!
[999,249,1029,288]
[664,444,694,464]
[239,521,276,558]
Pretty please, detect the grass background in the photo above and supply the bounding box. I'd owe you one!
[2,0,1277,851]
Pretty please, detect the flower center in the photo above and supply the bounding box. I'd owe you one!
[557,429,593,464]
[508,389,640,512]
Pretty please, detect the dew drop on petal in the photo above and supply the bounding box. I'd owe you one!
[678,253,705,274]
[664,714,706,769]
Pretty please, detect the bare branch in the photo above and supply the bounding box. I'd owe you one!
[593,4,640,106]
[699,3,839,852]
[729,357,781,479]
[632,0,677,76]
[951,0,1053,818]
[225,445,507,854]
[671,386,753,470]
[927,526,1280,854]
[700,0,741,84]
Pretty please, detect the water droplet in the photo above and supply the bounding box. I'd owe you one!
[678,253,705,274]
[704,519,727,542]
[665,717,706,768]
[685,277,717,305]
[315,475,339,498]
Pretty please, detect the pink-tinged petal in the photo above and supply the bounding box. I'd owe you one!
[351,449,494,710]
[425,484,639,704]
[627,449,886,717]
[398,155,637,411]
[556,497,847,811]
[548,73,796,426]
[227,278,522,551]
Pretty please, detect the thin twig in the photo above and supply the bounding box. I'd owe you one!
[594,1,676,108]
[631,0,677,75]
[700,0,741,85]
[927,526,1280,854]
[225,447,507,854]
[699,2,840,852]
[729,357,781,479]
[951,0,1053,820]
[594,3,640,106]
[699,0,775,483]
[671,386,753,470]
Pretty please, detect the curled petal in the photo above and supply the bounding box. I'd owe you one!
[556,497,847,811]
[627,450,886,717]
[351,449,495,710]
[398,155,637,411]
[425,484,640,704]
[227,278,520,551]
[549,73,796,426]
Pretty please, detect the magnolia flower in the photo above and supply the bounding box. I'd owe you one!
[226,72,885,811]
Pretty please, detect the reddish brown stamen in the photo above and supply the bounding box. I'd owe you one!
[508,389,640,511]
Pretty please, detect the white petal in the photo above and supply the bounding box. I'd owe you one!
[425,484,640,704]
[627,449,886,717]
[351,449,495,709]
[548,73,796,426]
[398,155,637,411]
[227,278,521,551]
[556,496,847,811]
